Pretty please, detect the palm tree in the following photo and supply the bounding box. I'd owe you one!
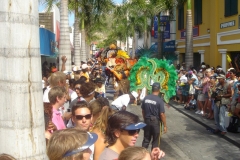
[59,0,72,71]
[68,0,81,66]
[185,0,193,69]
[76,0,114,62]
[125,0,175,57]
[0,0,47,158]
[43,0,72,71]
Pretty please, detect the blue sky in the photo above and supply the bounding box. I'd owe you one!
[39,0,123,26]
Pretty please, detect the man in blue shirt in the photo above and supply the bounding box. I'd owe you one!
[141,82,167,150]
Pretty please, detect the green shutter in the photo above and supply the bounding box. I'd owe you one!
[194,0,198,25]
[178,8,181,30]
[231,0,238,15]
[225,0,230,17]
[194,0,202,25]
[198,0,202,24]
[178,6,184,30]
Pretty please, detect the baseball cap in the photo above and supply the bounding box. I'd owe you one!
[73,66,81,71]
[123,122,146,130]
[152,82,160,90]
[82,64,88,69]
[216,74,226,79]
[64,132,98,157]
[131,91,138,99]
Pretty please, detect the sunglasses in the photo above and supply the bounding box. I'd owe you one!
[123,129,140,136]
[75,114,91,120]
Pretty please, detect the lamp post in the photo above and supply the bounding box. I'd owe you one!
[159,21,166,59]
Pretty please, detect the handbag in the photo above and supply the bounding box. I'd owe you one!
[189,84,195,94]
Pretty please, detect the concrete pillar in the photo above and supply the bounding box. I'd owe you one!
[175,51,180,64]
[198,50,205,63]
[218,49,227,72]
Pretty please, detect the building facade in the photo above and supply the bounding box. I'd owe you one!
[175,0,240,72]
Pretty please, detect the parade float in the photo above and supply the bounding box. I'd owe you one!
[129,46,178,103]
[97,43,137,99]
[97,43,178,102]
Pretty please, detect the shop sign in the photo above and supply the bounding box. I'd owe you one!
[220,20,235,29]
[180,26,199,39]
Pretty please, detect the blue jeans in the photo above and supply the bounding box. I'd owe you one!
[214,103,227,132]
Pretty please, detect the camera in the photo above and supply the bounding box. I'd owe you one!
[211,88,223,99]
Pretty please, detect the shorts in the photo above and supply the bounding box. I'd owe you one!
[197,94,205,101]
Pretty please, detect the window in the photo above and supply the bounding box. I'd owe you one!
[194,0,202,25]
[225,0,238,17]
[178,5,184,30]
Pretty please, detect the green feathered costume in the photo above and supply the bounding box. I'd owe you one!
[129,57,178,103]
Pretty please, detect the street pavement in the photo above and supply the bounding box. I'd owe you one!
[105,84,240,160]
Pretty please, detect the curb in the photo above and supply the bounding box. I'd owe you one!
[169,101,240,149]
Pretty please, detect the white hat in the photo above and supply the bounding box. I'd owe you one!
[227,67,234,72]
[131,91,138,99]
[82,64,88,69]
[73,66,81,71]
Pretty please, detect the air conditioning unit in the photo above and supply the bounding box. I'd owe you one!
[40,25,45,28]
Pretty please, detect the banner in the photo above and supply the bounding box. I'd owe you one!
[163,40,176,52]
[154,16,170,39]
[39,28,56,56]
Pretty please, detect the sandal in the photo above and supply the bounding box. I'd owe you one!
[184,106,190,110]
[220,132,227,135]
[213,129,221,134]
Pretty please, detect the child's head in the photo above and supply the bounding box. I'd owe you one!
[210,76,216,85]
[118,147,151,160]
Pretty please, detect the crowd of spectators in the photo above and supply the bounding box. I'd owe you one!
[173,61,240,135]
[40,56,165,160]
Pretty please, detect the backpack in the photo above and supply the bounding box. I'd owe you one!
[227,116,240,133]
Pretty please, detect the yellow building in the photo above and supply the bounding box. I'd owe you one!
[175,0,240,72]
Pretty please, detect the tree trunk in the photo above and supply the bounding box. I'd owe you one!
[59,0,72,71]
[127,37,130,55]
[132,31,136,59]
[85,42,90,60]
[80,19,87,62]
[0,0,47,159]
[185,0,193,69]
[74,17,81,66]
[143,16,148,48]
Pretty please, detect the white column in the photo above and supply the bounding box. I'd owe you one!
[175,51,180,64]
[218,49,227,72]
[198,50,205,63]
